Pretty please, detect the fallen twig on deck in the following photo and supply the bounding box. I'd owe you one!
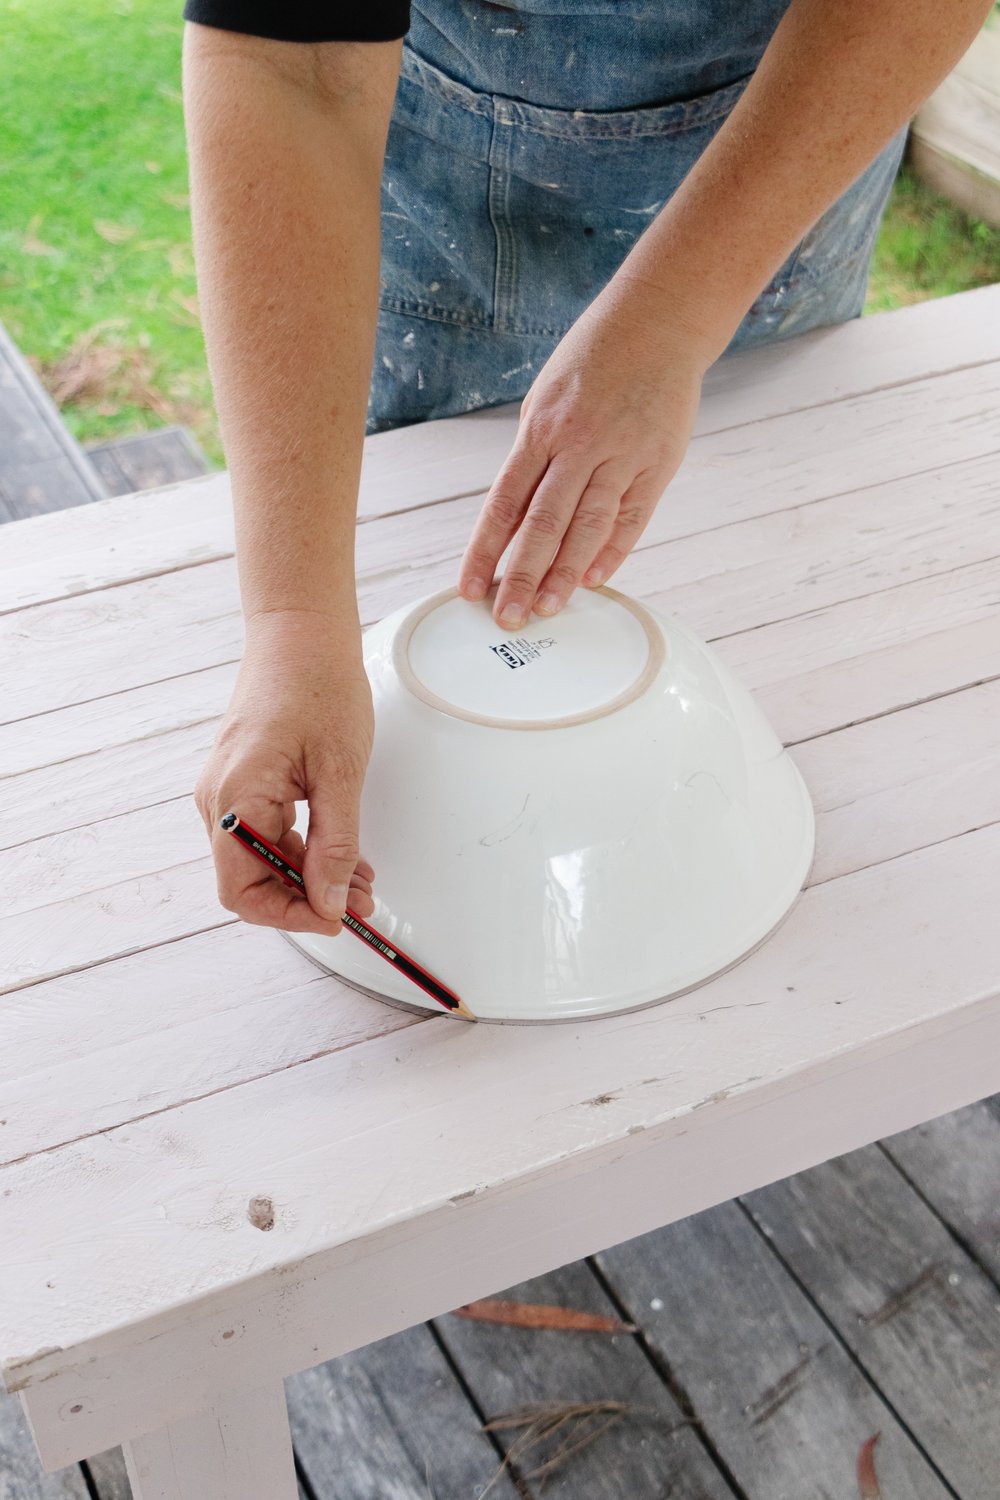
[478,1398,629,1496]
[452,1298,635,1334]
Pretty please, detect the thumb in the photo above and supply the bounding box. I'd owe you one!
[302,773,363,924]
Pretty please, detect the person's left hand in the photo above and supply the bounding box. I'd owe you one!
[456,274,711,629]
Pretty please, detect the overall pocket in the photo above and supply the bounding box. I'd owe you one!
[379,43,756,337]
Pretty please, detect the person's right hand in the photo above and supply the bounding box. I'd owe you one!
[193,609,376,935]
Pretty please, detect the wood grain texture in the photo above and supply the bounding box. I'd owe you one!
[0,922,421,1167]
[7,820,1000,1467]
[912,24,1000,196]
[3,651,995,1074]
[742,1144,1000,1497]
[3,350,998,729]
[596,1200,952,1500]
[287,1323,522,1500]
[434,1258,738,1500]
[2,285,998,617]
[879,1098,1000,1283]
[85,428,209,499]
[2,292,1000,1480]
[0,324,105,525]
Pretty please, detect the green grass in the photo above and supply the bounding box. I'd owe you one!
[1,0,999,468]
[866,167,1000,312]
[0,0,216,458]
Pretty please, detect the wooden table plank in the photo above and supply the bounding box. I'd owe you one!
[2,624,997,1132]
[743,1144,1000,1497]
[3,341,998,741]
[2,290,999,1478]
[0,924,420,1168]
[2,607,997,994]
[4,818,1000,1467]
[2,289,998,615]
[4,399,999,733]
[595,1200,952,1499]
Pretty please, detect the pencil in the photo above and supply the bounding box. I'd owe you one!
[219,811,476,1021]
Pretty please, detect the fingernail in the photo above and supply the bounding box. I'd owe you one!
[499,604,524,629]
[535,592,561,615]
[324,884,348,918]
[584,566,607,586]
[465,577,488,601]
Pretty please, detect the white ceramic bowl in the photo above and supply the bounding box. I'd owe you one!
[285,583,814,1023]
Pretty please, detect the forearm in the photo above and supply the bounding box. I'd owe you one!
[182,27,400,636]
[612,0,993,366]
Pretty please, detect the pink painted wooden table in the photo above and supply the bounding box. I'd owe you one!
[2,285,999,1497]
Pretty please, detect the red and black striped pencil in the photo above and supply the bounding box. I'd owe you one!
[219,812,476,1021]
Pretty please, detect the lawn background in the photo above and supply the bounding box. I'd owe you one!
[2,0,1000,469]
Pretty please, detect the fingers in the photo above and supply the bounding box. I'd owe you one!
[200,790,343,936]
[300,762,366,925]
[578,473,668,590]
[491,454,619,630]
[457,439,548,605]
[197,787,377,937]
[527,465,634,616]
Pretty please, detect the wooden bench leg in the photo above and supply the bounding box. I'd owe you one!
[122,1380,297,1500]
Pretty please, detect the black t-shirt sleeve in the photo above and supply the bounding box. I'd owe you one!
[182,0,410,43]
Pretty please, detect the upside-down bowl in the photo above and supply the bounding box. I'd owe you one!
[284,583,814,1023]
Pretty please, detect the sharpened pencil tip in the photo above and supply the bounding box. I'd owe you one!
[455,998,478,1022]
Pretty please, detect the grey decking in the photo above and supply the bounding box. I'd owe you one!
[0,324,107,522]
[0,320,210,520]
[86,426,210,498]
[2,337,998,1499]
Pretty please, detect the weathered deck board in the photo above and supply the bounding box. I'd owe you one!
[742,1143,1000,1497]
[85,427,210,498]
[594,1199,952,1500]
[879,1099,1000,1281]
[287,1323,521,1500]
[0,325,105,522]
[434,1259,739,1500]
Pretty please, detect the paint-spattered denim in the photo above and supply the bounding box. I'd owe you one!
[367,1,907,435]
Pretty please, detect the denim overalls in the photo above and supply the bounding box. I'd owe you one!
[366,0,907,435]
